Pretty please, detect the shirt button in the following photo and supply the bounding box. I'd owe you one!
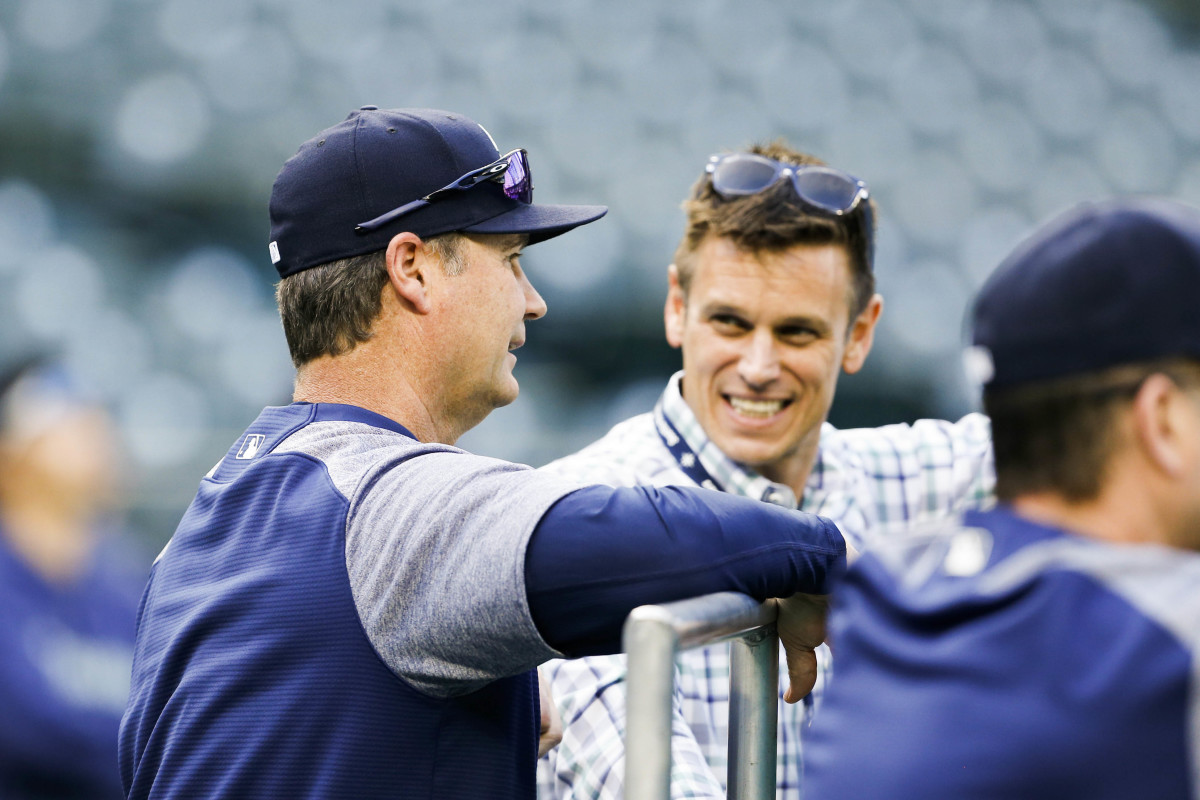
[360,104,379,111]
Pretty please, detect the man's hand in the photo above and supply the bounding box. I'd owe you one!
[775,593,831,704]
[538,666,563,757]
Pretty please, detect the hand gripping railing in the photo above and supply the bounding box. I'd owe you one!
[623,592,779,800]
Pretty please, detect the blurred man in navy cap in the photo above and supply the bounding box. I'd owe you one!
[0,356,146,799]
[804,197,1200,799]
[118,107,856,800]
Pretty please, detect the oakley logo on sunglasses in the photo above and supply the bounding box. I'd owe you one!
[355,148,533,234]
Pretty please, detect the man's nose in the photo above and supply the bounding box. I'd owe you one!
[522,273,547,321]
[737,329,781,388]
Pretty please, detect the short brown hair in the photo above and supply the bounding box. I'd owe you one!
[276,233,464,368]
[985,359,1200,502]
[673,140,877,319]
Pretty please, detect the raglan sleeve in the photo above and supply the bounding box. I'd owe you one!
[344,449,583,698]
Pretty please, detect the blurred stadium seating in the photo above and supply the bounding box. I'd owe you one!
[0,0,1197,544]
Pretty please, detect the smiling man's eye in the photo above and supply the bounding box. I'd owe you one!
[711,314,750,332]
[779,326,818,341]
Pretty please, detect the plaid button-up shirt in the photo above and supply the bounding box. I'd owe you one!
[537,372,994,799]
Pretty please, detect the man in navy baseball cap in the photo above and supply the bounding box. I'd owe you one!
[805,196,1200,799]
[119,109,855,800]
[268,106,607,278]
[970,196,1200,392]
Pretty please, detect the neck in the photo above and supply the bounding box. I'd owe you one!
[755,429,822,499]
[294,356,444,444]
[1010,468,1169,548]
[293,275,495,444]
[294,317,483,443]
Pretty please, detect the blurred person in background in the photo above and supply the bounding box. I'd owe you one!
[118,108,854,800]
[805,197,1200,799]
[0,356,147,799]
[537,142,995,799]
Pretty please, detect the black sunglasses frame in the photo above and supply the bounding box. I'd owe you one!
[355,148,532,234]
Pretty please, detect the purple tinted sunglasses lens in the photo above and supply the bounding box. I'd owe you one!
[503,151,532,203]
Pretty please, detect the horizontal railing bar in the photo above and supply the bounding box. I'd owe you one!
[625,591,777,651]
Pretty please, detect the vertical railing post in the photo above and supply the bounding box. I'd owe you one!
[727,624,779,800]
[623,593,778,800]
[624,607,679,800]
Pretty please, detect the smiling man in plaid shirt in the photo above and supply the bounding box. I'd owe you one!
[536,142,995,799]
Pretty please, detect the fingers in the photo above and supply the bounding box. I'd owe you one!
[537,667,563,757]
[777,593,829,650]
[775,593,831,704]
[782,647,818,704]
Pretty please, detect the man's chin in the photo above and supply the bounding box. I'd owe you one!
[713,436,788,471]
[492,379,520,409]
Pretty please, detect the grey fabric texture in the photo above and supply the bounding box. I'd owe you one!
[873,523,1200,643]
[873,520,1200,799]
[976,533,1200,800]
[278,420,585,698]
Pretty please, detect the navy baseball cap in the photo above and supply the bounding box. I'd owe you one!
[268,106,607,278]
[969,197,1200,391]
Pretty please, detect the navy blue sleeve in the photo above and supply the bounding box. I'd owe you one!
[524,484,846,657]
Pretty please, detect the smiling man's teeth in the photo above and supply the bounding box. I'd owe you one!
[728,397,785,418]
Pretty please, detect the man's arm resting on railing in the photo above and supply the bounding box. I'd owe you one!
[524,483,847,693]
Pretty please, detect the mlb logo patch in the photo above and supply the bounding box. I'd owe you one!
[236,434,266,460]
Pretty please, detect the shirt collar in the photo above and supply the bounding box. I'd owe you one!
[657,371,797,508]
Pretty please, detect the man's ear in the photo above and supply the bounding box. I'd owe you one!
[385,232,432,315]
[664,264,686,349]
[842,293,883,375]
[1131,373,1191,478]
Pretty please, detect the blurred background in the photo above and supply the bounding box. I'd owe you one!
[0,0,1198,548]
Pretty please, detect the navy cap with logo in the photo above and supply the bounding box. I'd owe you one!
[969,197,1200,391]
[268,106,608,278]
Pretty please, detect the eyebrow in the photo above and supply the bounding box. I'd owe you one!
[498,233,528,252]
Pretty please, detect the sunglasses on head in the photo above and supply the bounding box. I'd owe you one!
[355,148,533,234]
[704,152,869,216]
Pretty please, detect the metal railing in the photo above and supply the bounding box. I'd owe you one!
[623,592,779,800]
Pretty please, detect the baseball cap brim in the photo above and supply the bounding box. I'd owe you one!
[459,201,608,245]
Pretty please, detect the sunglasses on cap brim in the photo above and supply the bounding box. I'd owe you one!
[704,152,869,216]
[355,148,533,234]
